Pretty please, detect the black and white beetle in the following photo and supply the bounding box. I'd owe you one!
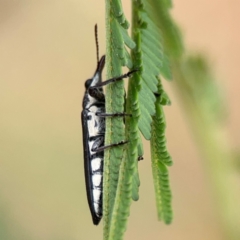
[81,25,137,225]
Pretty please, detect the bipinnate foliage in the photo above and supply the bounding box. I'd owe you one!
[131,0,174,225]
[103,0,181,239]
[151,85,172,224]
[104,0,139,239]
[176,55,224,120]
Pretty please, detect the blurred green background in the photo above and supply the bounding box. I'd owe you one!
[0,1,239,239]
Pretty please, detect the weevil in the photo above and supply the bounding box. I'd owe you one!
[81,25,137,225]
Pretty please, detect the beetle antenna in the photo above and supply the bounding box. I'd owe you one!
[94,24,99,63]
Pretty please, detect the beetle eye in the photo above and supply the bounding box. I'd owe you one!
[85,79,92,89]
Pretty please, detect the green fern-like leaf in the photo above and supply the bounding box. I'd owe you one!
[131,0,175,225]
[103,0,179,238]
[151,89,173,224]
[107,71,141,240]
[132,0,172,140]
[132,165,140,201]
[148,0,183,57]
[178,55,225,120]
[104,0,138,240]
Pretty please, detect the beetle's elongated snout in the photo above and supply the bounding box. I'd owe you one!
[97,55,105,73]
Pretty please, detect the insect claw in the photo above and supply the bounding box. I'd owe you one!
[154,92,161,97]
[96,112,132,117]
[127,69,139,77]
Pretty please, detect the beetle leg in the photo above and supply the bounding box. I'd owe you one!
[89,69,139,90]
[96,112,132,117]
[92,138,128,153]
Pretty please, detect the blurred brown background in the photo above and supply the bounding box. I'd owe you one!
[0,0,239,239]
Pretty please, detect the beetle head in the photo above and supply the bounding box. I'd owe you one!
[84,55,105,90]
